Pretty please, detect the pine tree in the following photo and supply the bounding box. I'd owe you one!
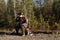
[14,0,21,18]
[0,0,7,27]
[7,0,15,28]
[0,0,6,19]
[21,0,37,29]
[21,0,27,16]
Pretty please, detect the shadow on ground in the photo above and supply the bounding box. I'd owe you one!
[0,31,53,36]
[33,32,52,34]
[0,32,22,36]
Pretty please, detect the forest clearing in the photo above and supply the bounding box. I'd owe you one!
[0,0,60,40]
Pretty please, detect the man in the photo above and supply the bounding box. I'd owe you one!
[21,13,33,36]
[15,13,28,36]
[15,13,22,34]
[20,13,27,36]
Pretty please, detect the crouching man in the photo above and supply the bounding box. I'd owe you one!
[15,13,33,36]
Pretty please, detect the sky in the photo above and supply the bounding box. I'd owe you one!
[5,0,7,2]
[4,0,44,7]
[4,0,8,4]
[5,0,44,4]
[33,0,44,7]
[33,0,44,4]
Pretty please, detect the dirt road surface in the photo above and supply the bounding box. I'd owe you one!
[0,34,60,40]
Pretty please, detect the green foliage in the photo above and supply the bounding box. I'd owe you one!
[0,0,60,32]
[15,0,21,14]
[7,0,15,28]
[0,0,8,28]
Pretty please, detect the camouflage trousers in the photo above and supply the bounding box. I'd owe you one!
[15,23,28,35]
[22,23,28,35]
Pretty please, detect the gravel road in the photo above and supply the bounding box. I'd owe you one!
[0,34,60,40]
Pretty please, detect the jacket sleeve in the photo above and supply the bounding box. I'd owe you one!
[16,16,20,21]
